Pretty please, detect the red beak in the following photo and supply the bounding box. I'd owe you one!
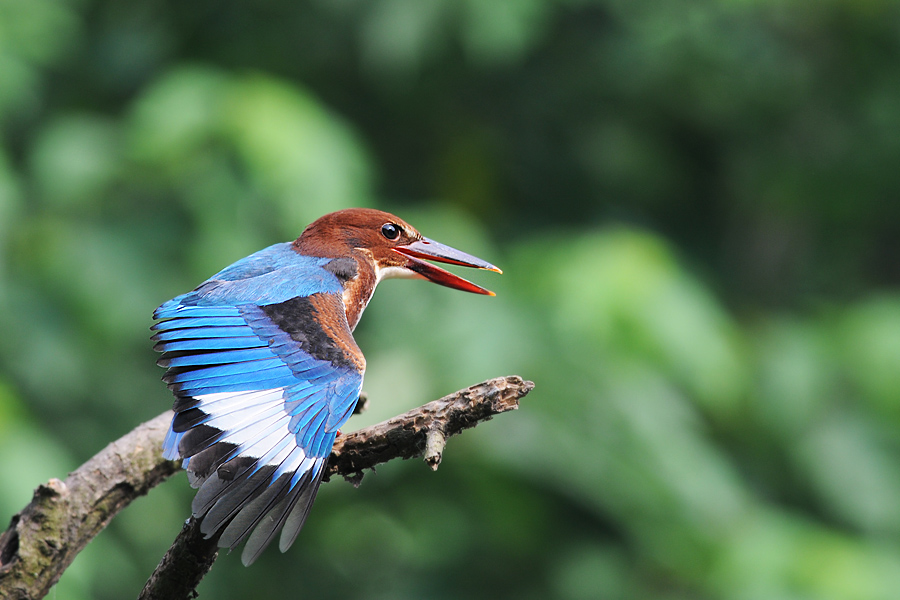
[392,238,501,296]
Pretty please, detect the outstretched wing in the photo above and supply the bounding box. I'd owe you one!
[153,283,364,565]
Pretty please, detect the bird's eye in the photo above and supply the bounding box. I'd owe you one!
[381,223,401,240]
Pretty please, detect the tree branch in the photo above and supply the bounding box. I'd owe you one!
[138,375,533,600]
[0,376,533,600]
[0,412,178,600]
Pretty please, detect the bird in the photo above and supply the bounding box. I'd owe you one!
[152,208,500,565]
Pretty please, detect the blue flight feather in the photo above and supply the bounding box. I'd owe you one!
[156,337,268,351]
[153,326,257,341]
[176,374,301,396]
[154,304,241,319]
[168,358,286,383]
[172,365,295,389]
[162,348,276,368]
[151,316,248,331]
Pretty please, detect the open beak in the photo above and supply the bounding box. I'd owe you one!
[392,237,501,296]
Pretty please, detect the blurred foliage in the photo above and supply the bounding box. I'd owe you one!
[1,0,899,598]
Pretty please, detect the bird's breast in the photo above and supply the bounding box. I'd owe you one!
[340,263,376,331]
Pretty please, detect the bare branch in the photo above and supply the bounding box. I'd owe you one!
[0,413,178,600]
[326,375,532,477]
[139,375,532,600]
[0,376,533,600]
[136,517,219,600]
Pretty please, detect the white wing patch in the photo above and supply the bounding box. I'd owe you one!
[194,387,309,475]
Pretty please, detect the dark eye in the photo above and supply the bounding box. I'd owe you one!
[381,223,401,240]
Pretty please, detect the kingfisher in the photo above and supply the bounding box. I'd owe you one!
[152,208,499,565]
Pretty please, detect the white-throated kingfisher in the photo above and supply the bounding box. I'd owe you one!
[152,208,499,565]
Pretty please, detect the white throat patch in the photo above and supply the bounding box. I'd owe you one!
[375,265,418,284]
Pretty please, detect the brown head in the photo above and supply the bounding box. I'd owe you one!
[293,208,500,296]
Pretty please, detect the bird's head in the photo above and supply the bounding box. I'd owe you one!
[293,208,501,295]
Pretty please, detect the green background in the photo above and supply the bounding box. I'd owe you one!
[1,1,899,598]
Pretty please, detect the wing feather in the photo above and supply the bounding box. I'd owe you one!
[155,277,364,564]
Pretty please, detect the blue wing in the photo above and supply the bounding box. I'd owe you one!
[153,246,364,565]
